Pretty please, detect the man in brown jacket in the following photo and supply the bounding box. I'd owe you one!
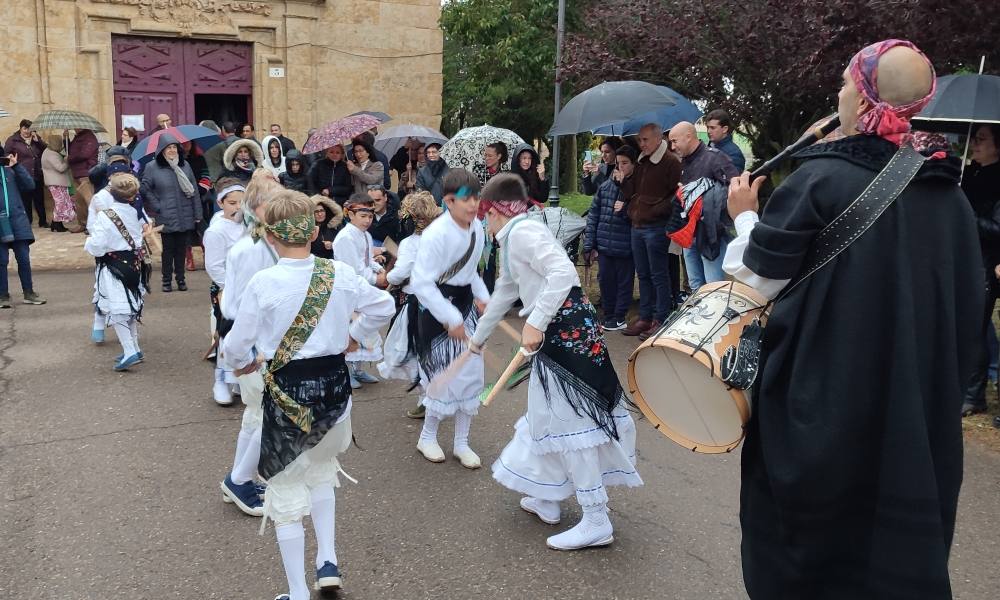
[622,123,681,338]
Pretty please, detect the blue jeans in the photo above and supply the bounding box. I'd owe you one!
[0,240,33,296]
[683,237,730,291]
[631,225,672,322]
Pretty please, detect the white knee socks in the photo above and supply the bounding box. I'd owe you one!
[275,521,309,600]
[92,311,105,332]
[231,427,261,485]
[310,485,338,568]
[128,319,140,352]
[453,411,473,451]
[111,319,137,358]
[231,428,252,475]
[419,413,441,443]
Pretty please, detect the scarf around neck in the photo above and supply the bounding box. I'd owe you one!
[166,156,196,197]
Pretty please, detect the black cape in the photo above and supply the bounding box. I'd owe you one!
[740,135,982,599]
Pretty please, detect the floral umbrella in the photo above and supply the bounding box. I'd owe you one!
[303,114,382,154]
[439,124,525,173]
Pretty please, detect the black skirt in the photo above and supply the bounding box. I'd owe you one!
[258,354,351,480]
[416,283,475,379]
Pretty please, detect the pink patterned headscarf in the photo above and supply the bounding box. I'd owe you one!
[848,39,937,146]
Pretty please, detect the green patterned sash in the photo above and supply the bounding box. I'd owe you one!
[263,257,337,432]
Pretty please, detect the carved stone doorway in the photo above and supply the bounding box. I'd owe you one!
[112,35,253,136]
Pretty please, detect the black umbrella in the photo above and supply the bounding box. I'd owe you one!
[912,73,1000,134]
[548,81,678,136]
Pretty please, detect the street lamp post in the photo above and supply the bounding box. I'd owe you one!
[547,0,566,206]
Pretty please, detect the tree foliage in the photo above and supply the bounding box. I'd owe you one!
[441,0,563,143]
[562,0,1000,163]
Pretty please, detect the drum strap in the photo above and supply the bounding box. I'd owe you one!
[721,145,927,390]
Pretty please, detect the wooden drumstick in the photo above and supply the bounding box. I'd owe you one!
[482,348,530,407]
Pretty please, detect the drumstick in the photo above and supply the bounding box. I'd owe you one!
[482,348,530,407]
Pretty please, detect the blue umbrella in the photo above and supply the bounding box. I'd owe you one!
[131,124,224,163]
[592,86,702,136]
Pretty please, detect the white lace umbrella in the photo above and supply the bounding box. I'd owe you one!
[440,124,525,172]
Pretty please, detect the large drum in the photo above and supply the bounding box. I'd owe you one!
[626,281,769,453]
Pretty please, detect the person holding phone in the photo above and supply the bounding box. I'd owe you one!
[4,119,48,228]
[580,137,622,196]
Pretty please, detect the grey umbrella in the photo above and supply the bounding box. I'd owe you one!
[374,124,448,157]
[548,81,678,136]
[911,73,1000,134]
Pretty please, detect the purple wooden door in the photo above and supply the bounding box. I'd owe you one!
[112,36,252,137]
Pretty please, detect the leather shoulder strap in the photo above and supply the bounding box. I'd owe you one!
[102,208,139,251]
[437,225,478,285]
[777,145,926,301]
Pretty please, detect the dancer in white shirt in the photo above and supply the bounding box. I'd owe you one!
[376,191,442,418]
[332,193,388,387]
[84,173,151,371]
[202,177,247,406]
[471,174,642,550]
[409,170,489,468]
[223,190,394,599]
[218,171,283,517]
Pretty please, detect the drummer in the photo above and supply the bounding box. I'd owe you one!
[470,173,642,551]
[722,40,981,598]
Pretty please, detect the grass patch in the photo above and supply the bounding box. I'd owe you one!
[557,192,592,216]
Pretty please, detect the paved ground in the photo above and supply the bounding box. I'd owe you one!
[2,266,999,600]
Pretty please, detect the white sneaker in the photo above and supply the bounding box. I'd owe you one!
[520,497,561,525]
[546,512,614,551]
[453,446,481,469]
[416,439,445,463]
[213,380,234,406]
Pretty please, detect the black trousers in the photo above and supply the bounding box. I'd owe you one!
[965,275,997,408]
[23,179,47,225]
[161,230,190,284]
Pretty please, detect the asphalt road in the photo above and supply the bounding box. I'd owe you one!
[1,269,998,599]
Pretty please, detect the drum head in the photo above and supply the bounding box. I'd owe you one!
[631,340,746,453]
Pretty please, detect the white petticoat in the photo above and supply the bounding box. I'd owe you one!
[377,309,419,382]
[93,265,145,317]
[237,369,265,430]
[262,415,353,526]
[491,369,642,506]
[417,310,483,418]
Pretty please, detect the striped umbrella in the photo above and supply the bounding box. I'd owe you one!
[303,114,382,154]
[0,107,9,118]
[131,125,224,163]
[32,109,107,132]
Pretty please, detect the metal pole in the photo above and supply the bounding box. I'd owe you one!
[960,55,986,180]
[548,0,566,206]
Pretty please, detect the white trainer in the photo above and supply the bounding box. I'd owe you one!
[453,446,481,469]
[546,513,614,551]
[416,439,446,463]
[520,496,561,525]
[213,380,234,406]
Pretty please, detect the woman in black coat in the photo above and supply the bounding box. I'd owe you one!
[510,143,549,204]
[308,144,353,205]
[139,134,200,292]
[280,149,312,194]
[0,160,46,306]
[309,195,344,258]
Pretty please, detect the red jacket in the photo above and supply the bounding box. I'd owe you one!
[68,130,99,179]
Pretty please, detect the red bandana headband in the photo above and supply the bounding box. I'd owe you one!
[848,39,936,146]
[478,198,532,220]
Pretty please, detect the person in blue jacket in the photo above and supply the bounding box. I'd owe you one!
[582,146,637,330]
[0,154,47,307]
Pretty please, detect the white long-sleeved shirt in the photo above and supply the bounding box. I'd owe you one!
[332,222,383,285]
[84,204,147,257]
[721,211,791,300]
[220,257,395,371]
[471,218,579,346]
[88,188,116,228]
[220,235,279,319]
[202,213,246,286]
[410,213,489,329]
[385,233,420,293]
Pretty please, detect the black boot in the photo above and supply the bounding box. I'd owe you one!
[162,280,173,293]
[176,279,188,292]
[50,221,67,232]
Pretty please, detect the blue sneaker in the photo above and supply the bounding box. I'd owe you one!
[113,353,142,371]
[115,351,144,363]
[91,328,105,344]
[220,473,264,517]
[254,481,267,497]
[315,561,342,591]
[354,369,379,384]
[273,596,290,600]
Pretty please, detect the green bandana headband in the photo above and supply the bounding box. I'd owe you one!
[265,213,315,244]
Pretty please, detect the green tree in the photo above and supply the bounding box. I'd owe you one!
[441,0,561,145]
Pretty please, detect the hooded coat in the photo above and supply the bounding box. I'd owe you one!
[0,163,37,243]
[221,138,264,183]
[261,134,286,178]
[510,143,549,204]
[415,153,449,206]
[739,135,982,599]
[139,134,201,233]
[308,154,352,205]
[310,195,344,259]
[279,149,312,194]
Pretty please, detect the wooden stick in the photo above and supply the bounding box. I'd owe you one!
[482,348,529,407]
